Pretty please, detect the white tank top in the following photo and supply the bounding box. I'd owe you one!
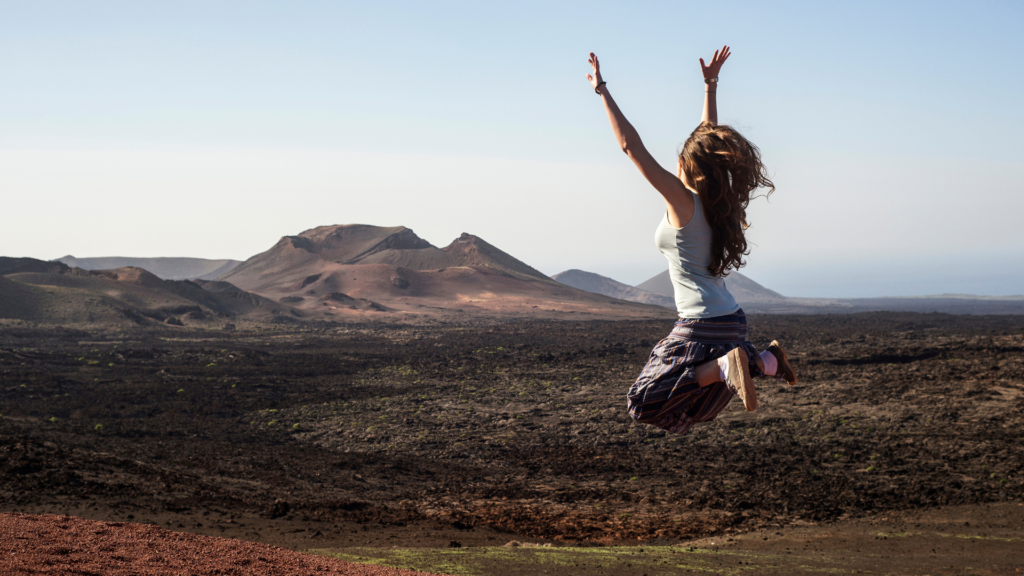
[654,192,740,318]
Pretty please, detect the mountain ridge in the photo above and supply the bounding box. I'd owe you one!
[551,270,674,308]
[55,256,241,281]
[1,258,295,325]
[636,269,787,304]
[217,224,666,320]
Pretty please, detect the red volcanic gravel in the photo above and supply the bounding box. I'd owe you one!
[0,513,445,576]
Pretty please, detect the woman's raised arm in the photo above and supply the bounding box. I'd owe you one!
[586,53,690,217]
[699,45,730,125]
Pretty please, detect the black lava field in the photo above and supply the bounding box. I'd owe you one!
[1,313,1022,547]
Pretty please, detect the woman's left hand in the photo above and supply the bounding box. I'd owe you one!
[699,45,731,80]
[585,52,604,91]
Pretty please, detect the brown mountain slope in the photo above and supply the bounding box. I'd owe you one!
[1,259,296,325]
[0,276,54,321]
[220,225,552,290]
[219,225,669,320]
[1,268,173,325]
[193,280,313,317]
[356,233,553,282]
[0,257,70,276]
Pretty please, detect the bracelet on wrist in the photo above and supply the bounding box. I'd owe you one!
[594,81,607,95]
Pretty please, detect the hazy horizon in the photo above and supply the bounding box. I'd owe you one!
[3,1,1022,299]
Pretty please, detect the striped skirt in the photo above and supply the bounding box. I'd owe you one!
[626,309,764,435]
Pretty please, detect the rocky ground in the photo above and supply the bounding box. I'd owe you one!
[1,313,1022,573]
[1,512,438,575]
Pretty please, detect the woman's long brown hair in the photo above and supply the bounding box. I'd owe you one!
[680,123,775,277]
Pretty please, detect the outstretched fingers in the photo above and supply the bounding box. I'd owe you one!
[585,52,602,89]
[716,45,731,65]
[700,45,732,79]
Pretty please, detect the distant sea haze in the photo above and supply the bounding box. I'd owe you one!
[738,249,1024,300]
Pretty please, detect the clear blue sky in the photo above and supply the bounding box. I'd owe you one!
[2,0,1023,297]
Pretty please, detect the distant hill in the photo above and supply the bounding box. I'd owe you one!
[1,258,293,325]
[220,225,552,288]
[551,270,674,308]
[56,256,241,281]
[0,275,53,321]
[636,269,787,306]
[633,268,1024,315]
[219,224,670,320]
[0,257,70,276]
[555,267,788,312]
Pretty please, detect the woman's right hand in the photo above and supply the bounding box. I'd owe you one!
[585,52,604,92]
[699,45,731,81]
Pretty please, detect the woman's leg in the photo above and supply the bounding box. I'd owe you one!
[765,341,798,385]
[694,359,722,386]
[694,348,757,411]
[755,355,767,374]
[627,333,728,433]
[694,352,765,386]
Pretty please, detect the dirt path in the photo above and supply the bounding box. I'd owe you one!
[311,502,1024,575]
[5,504,1021,575]
[680,501,1024,575]
[0,512,444,575]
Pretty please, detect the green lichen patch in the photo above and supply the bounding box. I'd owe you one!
[309,545,788,576]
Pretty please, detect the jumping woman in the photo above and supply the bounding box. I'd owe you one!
[586,46,797,435]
